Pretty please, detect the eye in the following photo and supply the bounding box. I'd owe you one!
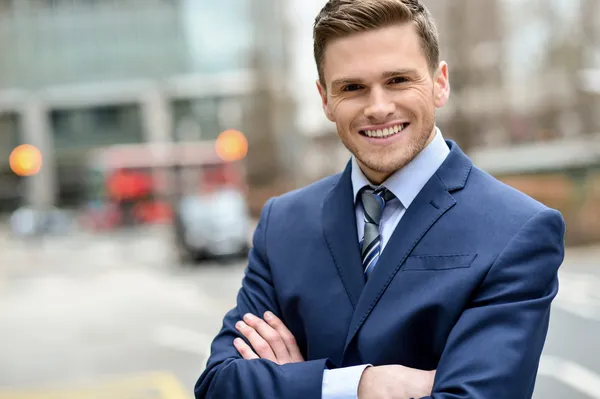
[389,76,409,84]
[342,84,363,92]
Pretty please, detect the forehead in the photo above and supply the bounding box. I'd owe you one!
[322,23,428,84]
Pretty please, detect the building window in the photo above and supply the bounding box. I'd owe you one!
[51,104,143,150]
[172,98,220,141]
[50,104,144,207]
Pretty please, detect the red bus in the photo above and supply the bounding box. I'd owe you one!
[82,140,248,231]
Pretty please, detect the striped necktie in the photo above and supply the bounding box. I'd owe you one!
[360,186,396,279]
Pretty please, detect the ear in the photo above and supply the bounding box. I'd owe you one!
[433,61,450,108]
[316,80,335,122]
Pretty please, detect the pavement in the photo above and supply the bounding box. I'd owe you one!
[535,246,600,399]
[0,228,599,398]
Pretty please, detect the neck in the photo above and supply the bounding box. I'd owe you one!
[361,166,391,186]
[359,126,437,185]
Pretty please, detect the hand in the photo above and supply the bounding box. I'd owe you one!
[358,365,435,399]
[233,311,305,364]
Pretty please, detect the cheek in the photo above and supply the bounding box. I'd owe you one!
[328,97,346,119]
[332,99,362,129]
[396,87,434,109]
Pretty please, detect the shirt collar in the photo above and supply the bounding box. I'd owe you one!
[351,126,450,208]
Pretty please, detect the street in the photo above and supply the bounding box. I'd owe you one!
[1,227,599,399]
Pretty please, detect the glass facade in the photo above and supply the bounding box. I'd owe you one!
[51,105,144,151]
[0,0,254,90]
[179,0,253,74]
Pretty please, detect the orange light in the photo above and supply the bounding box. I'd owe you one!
[9,144,43,176]
[215,129,248,162]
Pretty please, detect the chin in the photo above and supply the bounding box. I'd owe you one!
[349,125,432,174]
[359,152,411,175]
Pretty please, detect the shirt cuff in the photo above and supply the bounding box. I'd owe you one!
[322,364,372,399]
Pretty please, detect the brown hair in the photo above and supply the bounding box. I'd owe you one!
[313,0,440,86]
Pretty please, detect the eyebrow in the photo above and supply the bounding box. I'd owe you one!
[381,68,417,79]
[331,68,418,88]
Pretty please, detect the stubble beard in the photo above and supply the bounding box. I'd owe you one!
[342,117,435,178]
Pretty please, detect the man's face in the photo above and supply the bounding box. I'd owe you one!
[317,23,450,184]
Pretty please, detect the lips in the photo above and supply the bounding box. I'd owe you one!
[360,123,409,138]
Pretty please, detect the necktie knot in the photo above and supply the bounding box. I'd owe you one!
[360,186,395,226]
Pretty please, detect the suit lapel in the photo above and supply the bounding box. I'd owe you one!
[322,160,365,309]
[343,140,472,350]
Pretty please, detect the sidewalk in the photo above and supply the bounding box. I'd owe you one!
[0,226,175,288]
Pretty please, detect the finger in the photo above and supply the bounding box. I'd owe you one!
[264,311,304,361]
[235,320,277,362]
[243,313,290,362]
[234,338,259,360]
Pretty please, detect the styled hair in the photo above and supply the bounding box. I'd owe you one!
[313,0,440,85]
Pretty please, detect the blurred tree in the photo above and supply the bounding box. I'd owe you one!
[444,0,472,151]
[244,0,284,187]
[580,0,600,135]
[536,1,579,139]
[444,0,504,151]
[242,0,299,213]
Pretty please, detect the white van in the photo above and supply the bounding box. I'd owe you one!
[174,188,251,263]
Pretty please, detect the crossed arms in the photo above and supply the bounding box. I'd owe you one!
[194,199,565,399]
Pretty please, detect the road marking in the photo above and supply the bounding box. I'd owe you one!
[154,325,215,370]
[555,270,600,322]
[539,355,600,398]
[0,371,191,399]
[153,372,194,399]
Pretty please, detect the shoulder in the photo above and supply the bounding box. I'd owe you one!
[455,165,565,244]
[254,172,342,228]
[466,169,566,285]
[267,173,341,213]
[464,165,552,215]
[252,173,342,247]
[446,165,565,283]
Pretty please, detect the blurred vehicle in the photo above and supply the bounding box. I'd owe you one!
[10,206,75,237]
[81,138,251,263]
[174,188,250,263]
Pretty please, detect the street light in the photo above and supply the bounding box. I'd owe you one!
[9,144,43,177]
[215,129,248,162]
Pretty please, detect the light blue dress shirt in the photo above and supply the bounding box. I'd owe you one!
[321,127,450,399]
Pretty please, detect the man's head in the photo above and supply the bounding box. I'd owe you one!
[313,0,450,184]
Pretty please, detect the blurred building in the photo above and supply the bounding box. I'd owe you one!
[0,0,267,211]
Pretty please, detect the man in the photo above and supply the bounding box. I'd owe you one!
[194,0,565,398]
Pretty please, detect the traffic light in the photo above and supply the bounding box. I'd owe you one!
[215,129,248,162]
[9,144,42,176]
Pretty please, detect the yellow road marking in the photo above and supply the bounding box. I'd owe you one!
[0,371,191,399]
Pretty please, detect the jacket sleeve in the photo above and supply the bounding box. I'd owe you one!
[422,208,566,399]
[194,197,331,399]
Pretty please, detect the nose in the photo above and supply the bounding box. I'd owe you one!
[364,87,395,121]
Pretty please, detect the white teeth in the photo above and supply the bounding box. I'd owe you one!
[363,124,405,138]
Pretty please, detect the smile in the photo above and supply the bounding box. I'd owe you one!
[360,123,409,138]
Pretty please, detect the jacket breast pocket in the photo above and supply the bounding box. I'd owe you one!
[402,253,477,271]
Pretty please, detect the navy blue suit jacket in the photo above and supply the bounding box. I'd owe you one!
[195,141,565,399]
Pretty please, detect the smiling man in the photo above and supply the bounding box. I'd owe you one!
[194,1,566,398]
